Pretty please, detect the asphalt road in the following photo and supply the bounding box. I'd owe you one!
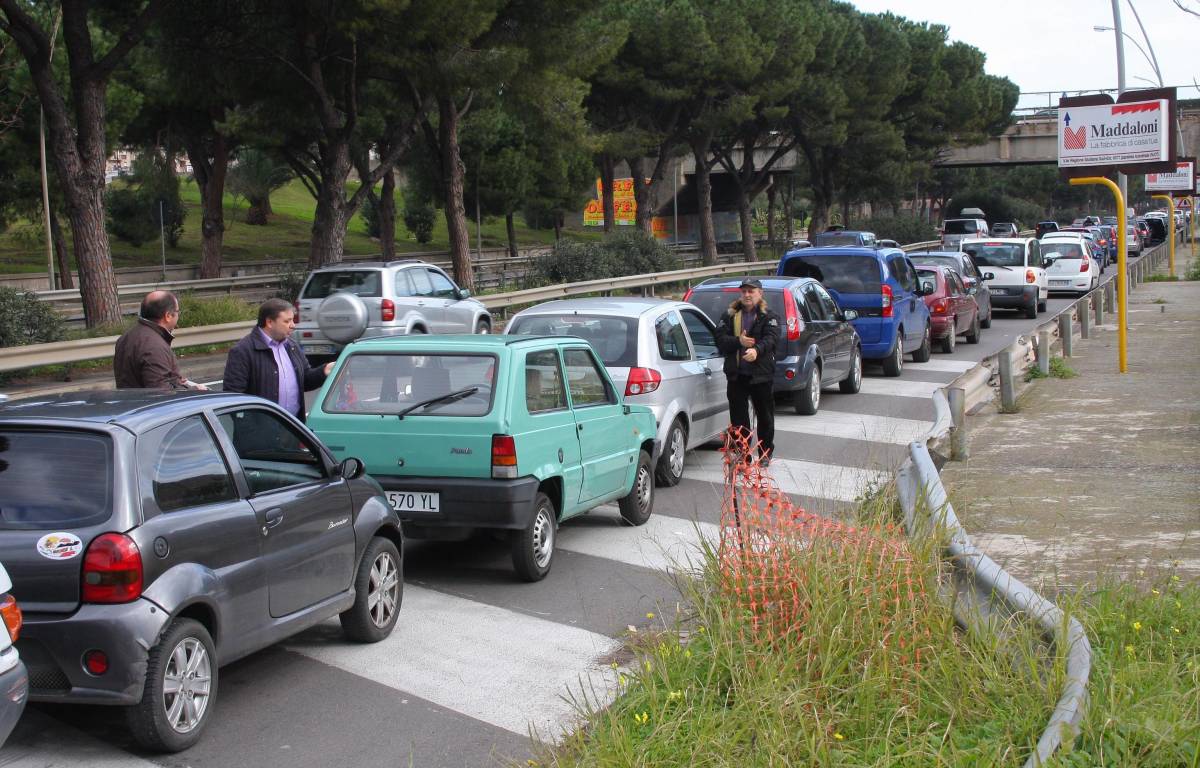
[0,247,1155,767]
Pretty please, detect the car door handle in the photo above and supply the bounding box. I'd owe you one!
[263,508,285,529]
[704,367,712,376]
[577,423,584,431]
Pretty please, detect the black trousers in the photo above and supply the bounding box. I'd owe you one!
[727,374,774,456]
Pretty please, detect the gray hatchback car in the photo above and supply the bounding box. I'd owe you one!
[0,391,403,752]
[293,259,493,365]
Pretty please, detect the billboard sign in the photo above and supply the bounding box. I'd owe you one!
[583,178,642,226]
[1058,99,1170,168]
[1146,160,1195,191]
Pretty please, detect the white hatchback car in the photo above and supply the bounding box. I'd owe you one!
[961,238,1049,319]
[1041,234,1100,296]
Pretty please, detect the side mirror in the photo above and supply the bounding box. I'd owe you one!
[981,272,993,281]
[457,288,472,299]
[842,309,859,321]
[967,286,978,296]
[1042,258,1053,269]
[338,456,366,480]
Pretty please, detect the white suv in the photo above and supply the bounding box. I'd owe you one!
[961,238,1048,319]
[293,260,492,364]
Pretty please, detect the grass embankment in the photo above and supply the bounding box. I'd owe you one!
[541,493,1199,767]
[0,179,583,273]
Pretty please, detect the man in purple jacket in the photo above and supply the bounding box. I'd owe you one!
[223,299,333,422]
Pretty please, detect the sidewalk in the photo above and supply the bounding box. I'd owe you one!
[941,242,1200,588]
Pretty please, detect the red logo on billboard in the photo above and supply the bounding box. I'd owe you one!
[1063,126,1086,150]
[1111,102,1161,115]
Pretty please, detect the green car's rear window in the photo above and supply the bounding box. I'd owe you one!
[323,353,497,416]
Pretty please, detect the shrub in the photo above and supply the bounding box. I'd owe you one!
[402,195,436,244]
[0,287,65,347]
[106,187,156,247]
[176,293,257,328]
[533,231,678,284]
[848,215,938,245]
[274,260,308,303]
[105,150,187,247]
[360,194,382,239]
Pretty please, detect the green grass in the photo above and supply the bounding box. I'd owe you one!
[540,490,1061,767]
[0,178,591,273]
[1026,357,1078,382]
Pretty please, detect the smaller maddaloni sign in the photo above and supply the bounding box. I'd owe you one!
[1058,99,1170,167]
[1146,160,1195,192]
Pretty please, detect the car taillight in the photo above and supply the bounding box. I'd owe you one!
[381,299,395,322]
[783,291,804,341]
[625,367,662,397]
[881,284,894,318]
[931,298,949,315]
[81,533,143,604]
[492,434,517,479]
[293,301,301,323]
[1098,239,1107,246]
[1025,269,1036,284]
[0,595,21,642]
[1080,259,1090,273]
[682,288,693,302]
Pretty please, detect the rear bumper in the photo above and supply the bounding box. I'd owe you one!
[988,285,1038,309]
[373,475,541,531]
[857,321,899,360]
[0,659,27,745]
[929,316,955,338]
[17,599,167,705]
[1047,276,1091,292]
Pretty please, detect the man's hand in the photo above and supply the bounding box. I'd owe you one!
[323,362,335,376]
[739,331,756,348]
[742,348,758,363]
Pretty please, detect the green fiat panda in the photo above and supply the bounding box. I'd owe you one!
[307,335,659,581]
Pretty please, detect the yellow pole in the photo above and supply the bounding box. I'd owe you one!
[1151,194,1176,277]
[1070,177,1127,372]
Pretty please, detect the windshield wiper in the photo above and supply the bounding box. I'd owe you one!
[396,386,478,419]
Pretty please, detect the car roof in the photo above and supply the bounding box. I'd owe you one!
[961,237,1031,244]
[784,245,901,257]
[692,275,818,290]
[352,334,581,351]
[908,250,967,259]
[0,390,274,433]
[509,297,685,317]
[309,259,430,272]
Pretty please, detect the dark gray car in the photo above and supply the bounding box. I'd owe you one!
[908,250,993,329]
[0,391,403,752]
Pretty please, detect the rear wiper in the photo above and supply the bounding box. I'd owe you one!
[396,387,478,419]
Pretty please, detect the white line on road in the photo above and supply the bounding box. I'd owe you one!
[680,450,890,502]
[286,585,622,740]
[857,377,947,399]
[0,708,160,768]
[557,508,719,572]
[902,359,980,373]
[774,409,933,446]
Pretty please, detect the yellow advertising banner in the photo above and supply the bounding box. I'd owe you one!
[583,177,642,226]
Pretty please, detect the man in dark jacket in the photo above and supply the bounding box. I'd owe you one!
[114,291,206,390]
[715,278,781,466]
[223,299,333,422]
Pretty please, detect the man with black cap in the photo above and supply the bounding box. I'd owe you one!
[714,278,780,466]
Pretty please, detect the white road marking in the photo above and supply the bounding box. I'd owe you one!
[903,359,980,373]
[681,450,890,502]
[857,377,947,399]
[774,409,933,446]
[0,709,161,768]
[558,507,719,572]
[286,585,621,741]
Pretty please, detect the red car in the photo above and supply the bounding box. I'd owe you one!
[915,265,980,353]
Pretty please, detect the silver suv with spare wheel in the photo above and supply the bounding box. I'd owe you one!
[293,260,492,365]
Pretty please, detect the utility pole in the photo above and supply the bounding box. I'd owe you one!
[1110,0,1128,219]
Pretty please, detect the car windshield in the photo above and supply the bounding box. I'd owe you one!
[0,430,113,529]
[1041,242,1086,260]
[780,254,881,294]
[943,220,982,235]
[964,243,1024,267]
[506,314,639,367]
[689,288,787,325]
[323,353,496,416]
[909,255,961,273]
[302,270,382,299]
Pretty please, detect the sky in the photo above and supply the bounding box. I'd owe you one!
[851,0,1199,111]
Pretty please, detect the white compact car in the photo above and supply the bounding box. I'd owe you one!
[961,238,1048,319]
[1041,234,1100,296]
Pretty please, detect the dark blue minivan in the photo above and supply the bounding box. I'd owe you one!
[778,246,932,377]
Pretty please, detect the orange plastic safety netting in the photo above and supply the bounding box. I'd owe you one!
[717,427,934,671]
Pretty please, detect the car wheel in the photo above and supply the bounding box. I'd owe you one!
[340,536,403,643]
[979,305,991,329]
[939,323,956,354]
[512,492,556,582]
[1024,297,1038,319]
[881,334,903,377]
[911,325,932,362]
[965,314,981,345]
[794,363,820,415]
[1037,298,1047,312]
[839,346,862,394]
[618,450,655,526]
[475,318,491,335]
[654,420,687,487]
[126,618,217,753]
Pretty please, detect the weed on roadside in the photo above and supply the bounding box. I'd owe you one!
[1026,356,1078,382]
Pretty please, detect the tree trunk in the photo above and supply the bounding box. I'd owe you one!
[737,189,757,262]
[192,136,230,279]
[599,153,615,234]
[49,213,73,290]
[553,214,563,242]
[246,194,272,225]
[691,141,718,266]
[66,184,122,326]
[766,183,777,251]
[504,212,518,259]
[841,199,851,228]
[438,96,474,291]
[784,180,794,243]
[378,168,397,260]
[627,156,653,234]
[308,187,351,269]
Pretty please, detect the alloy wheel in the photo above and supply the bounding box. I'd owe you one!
[810,367,821,410]
[367,550,400,628]
[668,426,685,478]
[161,638,212,734]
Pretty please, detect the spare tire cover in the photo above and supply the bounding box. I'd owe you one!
[317,292,370,345]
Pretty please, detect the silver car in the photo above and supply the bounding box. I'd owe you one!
[293,260,492,364]
[506,298,728,487]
